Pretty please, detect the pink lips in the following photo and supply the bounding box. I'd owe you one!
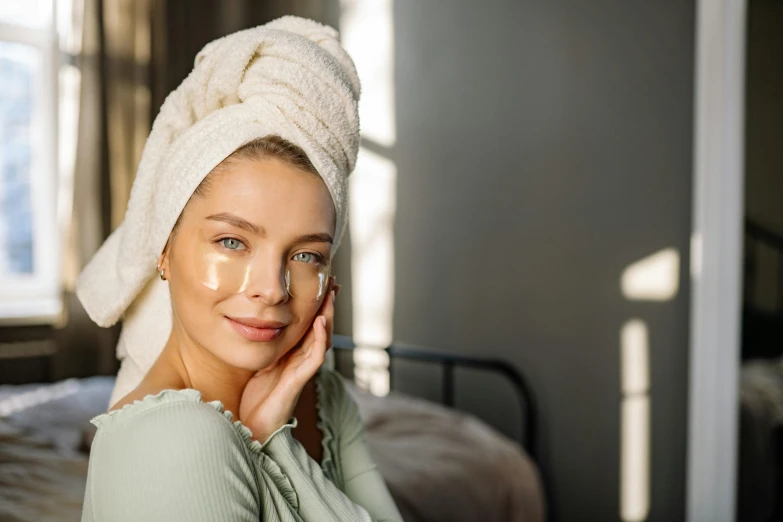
[226,316,286,342]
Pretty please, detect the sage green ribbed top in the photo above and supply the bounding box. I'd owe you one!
[81,366,402,522]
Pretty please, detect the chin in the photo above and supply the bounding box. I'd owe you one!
[220,345,279,372]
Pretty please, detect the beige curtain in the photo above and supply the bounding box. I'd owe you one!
[55,0,153,378]
[63,0,101,292]
[64,0,152,289]
[103,0,152,230]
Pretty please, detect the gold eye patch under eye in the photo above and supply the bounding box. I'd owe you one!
[193,240,253,293]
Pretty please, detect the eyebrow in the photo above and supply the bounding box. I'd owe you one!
[205,212,333,245]
[294,232,334,245]
[206,213,262,235]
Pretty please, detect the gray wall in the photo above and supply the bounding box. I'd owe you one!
[387,2,695,521]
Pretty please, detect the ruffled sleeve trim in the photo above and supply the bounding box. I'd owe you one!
[90,388,204,429]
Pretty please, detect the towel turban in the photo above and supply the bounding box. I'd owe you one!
[75,16,361,406]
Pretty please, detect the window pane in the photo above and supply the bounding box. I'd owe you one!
[0,42,39,275]
[0,1,52,29]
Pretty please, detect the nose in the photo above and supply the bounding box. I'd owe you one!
[242,252,289,305]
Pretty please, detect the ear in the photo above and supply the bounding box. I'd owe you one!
[157,236,172,271]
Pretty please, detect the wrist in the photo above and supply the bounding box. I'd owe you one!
[247,416,298,446]
[240,400,298,443]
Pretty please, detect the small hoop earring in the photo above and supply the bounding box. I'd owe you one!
[157,265,166,281]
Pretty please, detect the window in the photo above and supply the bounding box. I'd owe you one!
[0,0,79,324]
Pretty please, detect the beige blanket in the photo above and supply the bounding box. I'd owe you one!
[347,384,545,522]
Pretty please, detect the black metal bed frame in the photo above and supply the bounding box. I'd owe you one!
[743,220,783,360]
[745,219,783,313]
[331,334,539,461]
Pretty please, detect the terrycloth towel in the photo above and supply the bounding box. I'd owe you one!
[75,16,361,407]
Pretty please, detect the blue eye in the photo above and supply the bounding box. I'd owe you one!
[219,238,245,251]
[293,252,322,264]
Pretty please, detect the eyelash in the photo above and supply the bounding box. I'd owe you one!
[216,237,325,264]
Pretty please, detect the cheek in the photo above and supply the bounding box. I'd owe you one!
[168,257,221,334]
[166,242,234,344]
[285,299,323,340]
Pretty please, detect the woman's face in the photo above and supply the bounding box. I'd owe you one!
[159,158,336,372]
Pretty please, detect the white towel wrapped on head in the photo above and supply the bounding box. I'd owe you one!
[75,16,361,407]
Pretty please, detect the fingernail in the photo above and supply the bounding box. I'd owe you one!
[321,316,327,327]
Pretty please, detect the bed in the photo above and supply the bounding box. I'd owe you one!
[0,336,546,522]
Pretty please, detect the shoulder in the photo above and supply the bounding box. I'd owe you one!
[87,391,261,515]
[86,391,262,520]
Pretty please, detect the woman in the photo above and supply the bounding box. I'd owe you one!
[77,17,403,522]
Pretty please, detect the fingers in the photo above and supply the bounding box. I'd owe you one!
[297,293,332,365]
[310,277,336,349]
[324,288,335,351]
[313,314,327,354]
[295,311,327,379]
[313,290,334,356]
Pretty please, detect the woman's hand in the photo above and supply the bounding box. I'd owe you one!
[238,278,338,443]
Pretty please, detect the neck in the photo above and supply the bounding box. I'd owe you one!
[155,322,254,417]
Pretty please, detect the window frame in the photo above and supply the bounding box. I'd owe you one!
[0,6,63,325]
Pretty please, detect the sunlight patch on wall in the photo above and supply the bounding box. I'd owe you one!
[348,148,396,396]
[341,0,397,397]
[622,248,680,301]
[620,319,651,522]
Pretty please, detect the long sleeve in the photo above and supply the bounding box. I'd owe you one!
[262,428,375,521]
[83,400,262,522]
[260,368,403,522]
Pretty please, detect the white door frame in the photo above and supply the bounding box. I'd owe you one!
[687,1,747,521]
